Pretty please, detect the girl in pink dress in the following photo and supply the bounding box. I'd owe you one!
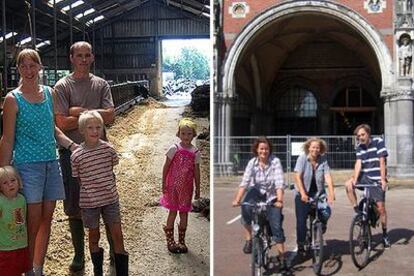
[160,118,201,253]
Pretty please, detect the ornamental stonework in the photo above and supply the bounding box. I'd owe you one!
[229,2,250,18]
[364,0,386,13]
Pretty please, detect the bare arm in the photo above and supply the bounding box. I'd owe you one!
[0,95,17,166]
[232,187,246,207]
[55,107,114,132]
[275,188,284,208]
[55,114,79,131]
[352,159,362,185]
[194,163,200,199]
[69,106,115,125]
[96,107,115,125]
[325,173,335,205]
[162,156,172,194]
[379,157,387,190]
[54,126,77,150]
[294,172,308,202]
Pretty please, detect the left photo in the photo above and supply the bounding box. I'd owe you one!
[0,1,210,275]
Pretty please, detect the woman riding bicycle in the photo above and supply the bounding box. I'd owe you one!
[232,137,287,271]
[294,137,335,256]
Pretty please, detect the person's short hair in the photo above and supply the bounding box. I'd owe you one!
[176,118,197,137]
[0,166,23,190]
[78,110,104,132]
[16,48,42,66]
[303,137,327,155]
[70,41,92,56]
[353,124,371,136]
[251,136,273,156]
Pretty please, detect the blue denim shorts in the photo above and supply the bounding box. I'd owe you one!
[15,160,65,204]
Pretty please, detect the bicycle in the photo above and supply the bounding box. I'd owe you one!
[303,192,326,275]
[349,183,380,269]
[241,201,275,276]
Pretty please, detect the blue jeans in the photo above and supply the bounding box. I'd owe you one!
[15,160,65,204]
[295,193,311,245]
[295,192,331,245]
[241,188,286,243]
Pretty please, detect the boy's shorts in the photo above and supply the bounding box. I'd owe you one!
[358,185,386,203]
[0,247,31,275]
[15,160,65,204]
[81,201,121,229]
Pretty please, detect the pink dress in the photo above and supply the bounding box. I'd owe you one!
[160,144,198,212]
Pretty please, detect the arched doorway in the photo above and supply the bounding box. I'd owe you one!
[226,11,389,135]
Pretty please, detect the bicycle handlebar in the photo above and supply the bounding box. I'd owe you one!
[307,191,326,203]
[354,183,379,188]
[241,201,275,207]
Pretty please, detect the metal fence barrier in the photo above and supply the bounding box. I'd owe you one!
[214,136,361,173]
[214,135,384,185]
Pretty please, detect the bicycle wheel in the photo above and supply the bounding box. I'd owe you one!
[312,222,324,275]
[349,214,371,269]
[251,236,263,276]
[262,224,272,271]
[305,215,313,252]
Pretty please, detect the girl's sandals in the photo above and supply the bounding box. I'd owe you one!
[163,226,180,254]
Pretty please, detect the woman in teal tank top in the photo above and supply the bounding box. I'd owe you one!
[0,49,78,275]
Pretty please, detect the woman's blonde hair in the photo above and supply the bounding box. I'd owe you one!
[303,137,327,155]
[16,48,42,66]
[0,166,23,190]
[78,110,104,132]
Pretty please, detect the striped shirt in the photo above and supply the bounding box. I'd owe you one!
[71,140,119,208]
[240,156,285,201]
[356,137,388,185]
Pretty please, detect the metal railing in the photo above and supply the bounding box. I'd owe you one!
[214,135,385,185]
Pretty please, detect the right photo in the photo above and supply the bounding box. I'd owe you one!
[213,0,414,275]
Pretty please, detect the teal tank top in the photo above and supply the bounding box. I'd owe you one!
[12,86,57,164]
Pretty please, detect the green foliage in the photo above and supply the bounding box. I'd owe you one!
[162,47,209,80]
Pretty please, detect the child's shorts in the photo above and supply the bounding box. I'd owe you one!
[81,201,121,229]
[0,247,31,275]
[15,160,65,204]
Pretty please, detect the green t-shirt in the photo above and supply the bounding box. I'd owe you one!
[0,193,27,251]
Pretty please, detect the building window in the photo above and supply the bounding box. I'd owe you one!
[276,87,318,118]
[333,86,376,107]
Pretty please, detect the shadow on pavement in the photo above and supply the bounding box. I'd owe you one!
[388,227,414,245]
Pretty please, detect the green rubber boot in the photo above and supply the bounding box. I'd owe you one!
[115,253,129,276]
[68,218,85,272]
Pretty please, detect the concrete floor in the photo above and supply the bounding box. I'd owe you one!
[213,176,414,276]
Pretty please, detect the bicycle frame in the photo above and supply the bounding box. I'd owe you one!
[242,201,274,276]
[349,183,378,269]
[306,192,325,275]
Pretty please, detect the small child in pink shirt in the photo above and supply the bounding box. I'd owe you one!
[160,118,201,254]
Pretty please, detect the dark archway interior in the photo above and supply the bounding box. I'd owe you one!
[232,13,383,136]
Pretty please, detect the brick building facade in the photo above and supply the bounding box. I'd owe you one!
[214,0,414,177]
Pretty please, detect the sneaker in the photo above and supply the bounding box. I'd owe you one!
[243,240,252,254]
[383,234,391,249]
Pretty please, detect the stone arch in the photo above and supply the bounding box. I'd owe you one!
[222,0,393,98]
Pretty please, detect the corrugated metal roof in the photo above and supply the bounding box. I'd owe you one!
[0,0,209,49]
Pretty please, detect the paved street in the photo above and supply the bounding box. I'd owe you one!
[214,176,414,276]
